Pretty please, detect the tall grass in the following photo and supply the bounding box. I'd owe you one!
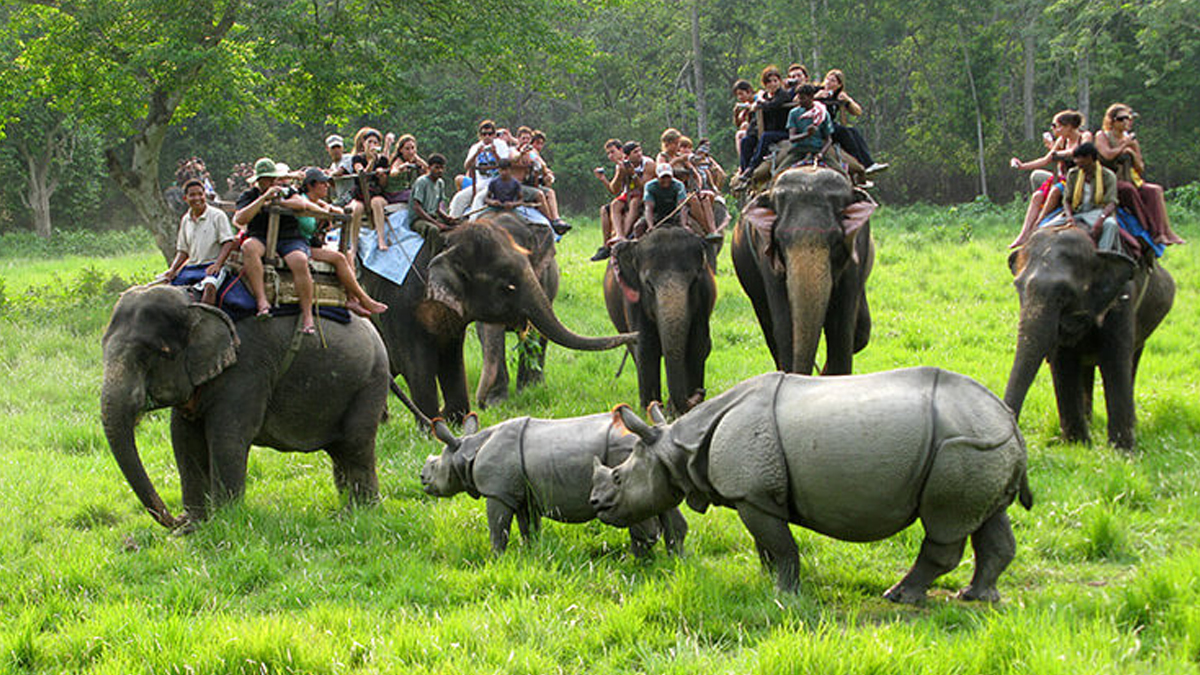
[0,203,1197,673]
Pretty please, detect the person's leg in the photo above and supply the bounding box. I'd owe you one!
[1011,190,1047,249]
[1141,182,1184,244]
[312,247,387,315]
[544,187,560,220]
[283,248,315,332]
[371,196,388,250]
[747,130,789,174]
[739,132,758,172]
[611,199,627,240]
[623,195,642,237]
[1035,186,1063,226]
[700,193,717,235]
[241,237,271,316]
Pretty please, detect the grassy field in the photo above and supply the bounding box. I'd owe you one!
[1,202,1198,674]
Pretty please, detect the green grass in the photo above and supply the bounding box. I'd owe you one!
[1,204,1198,673]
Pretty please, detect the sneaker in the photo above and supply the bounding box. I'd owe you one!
[551,219,572,236]
[590,245,611,261]
[865,162,889,175]
[860,180,875,189]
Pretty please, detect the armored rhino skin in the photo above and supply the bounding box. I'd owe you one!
[590,367,1032,602]
[421,412,687,556]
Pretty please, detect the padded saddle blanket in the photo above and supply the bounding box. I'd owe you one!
[170,264,350,324]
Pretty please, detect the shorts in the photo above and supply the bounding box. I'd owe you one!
[251,235,310,258]
[1035,174,1061,198]
[384,188,411,205]
[520,185,542,203]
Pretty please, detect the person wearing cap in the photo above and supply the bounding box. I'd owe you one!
[325,133,355,206]
[296,168,388,316]
[234,157,319,334]
[643,161,689,231]
[161,178,237,305]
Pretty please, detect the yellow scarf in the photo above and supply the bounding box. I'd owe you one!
[1072,162,1104,210]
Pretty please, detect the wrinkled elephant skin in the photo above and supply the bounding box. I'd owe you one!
[731,167,873,375]
[1003,226,1174,450]
[100,285,389,528]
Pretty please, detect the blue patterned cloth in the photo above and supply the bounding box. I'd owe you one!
[350,208,427,286]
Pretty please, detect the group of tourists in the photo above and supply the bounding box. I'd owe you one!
[589,130,727,261]
[1009,103,1185,254]
[732,63,888,187]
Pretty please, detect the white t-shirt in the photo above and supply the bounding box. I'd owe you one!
[176,205,235,263]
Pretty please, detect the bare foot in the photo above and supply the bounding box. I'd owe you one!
[377,240,389,252]
[256,303,271,319]
[361,298,388,314]
[346,298,371,317]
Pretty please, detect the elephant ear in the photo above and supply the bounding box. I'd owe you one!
[1008,247,1029,277]
[1086,250,1137,321]
[612,240,642,303]
[185,303,239,388]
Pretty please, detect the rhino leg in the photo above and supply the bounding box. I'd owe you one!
[958,510,1016,602]
[628,519,662,559]
[660,508,688,555]
[516,506,541,544]
[884,537,966,604]
[735,502,799,592]
[486,499,515,554]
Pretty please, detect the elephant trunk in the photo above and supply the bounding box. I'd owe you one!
[656,279,693,415]
[520,266,636,351]
[100,358,178,529]
[785,245,833,375]
[1003,303,1058,419]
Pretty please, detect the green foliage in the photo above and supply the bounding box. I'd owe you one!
[0,228,155,260]
[1167,182,1200,212]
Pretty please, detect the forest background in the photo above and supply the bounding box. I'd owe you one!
[1,0,1197,258]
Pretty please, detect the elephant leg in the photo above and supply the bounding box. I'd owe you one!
[822,278,859,375]
[764,276,794,372]
[171,411,211,522]
[486,499,515,554]
[659,508,688,555]
[327,438,380,506]
[1081,364,1095,427]
[735,502,799,591]
[635,323,663,409]
[1048,351,1090,444]
[1099,345,1136,451]
[732,224,780,365]
[628,519,661,559]
[686,311,712,408]
[436,336,470,424]
[203,407,262,508]
[958,510,1016,603]
[516,334,548,391]
[474,323,510,409]
[853,287,871,354]
[884,536,965,604]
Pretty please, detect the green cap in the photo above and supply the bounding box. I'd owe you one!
[251,157,283,181]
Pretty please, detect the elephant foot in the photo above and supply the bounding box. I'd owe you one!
[477,390,508,410]
[883,582,928,605]
[170,514,202,536]
[516,371,545,391]
[957,585,1001,603]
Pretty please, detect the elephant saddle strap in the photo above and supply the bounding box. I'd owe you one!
[277,318,310,376]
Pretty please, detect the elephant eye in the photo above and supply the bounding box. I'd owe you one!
[504,283,517,293]
[612,470,622,486]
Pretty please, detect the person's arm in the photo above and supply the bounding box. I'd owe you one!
[411,196,436,223]
[1095,132,1125,162]
[464,143,480,172]
[1127,139,1146,174]
[207,239,237,276]
[708,158,726,189]
[233,185,280,227]
[839,91,863,117]
[609,165,628,194]
[163,250,189,280]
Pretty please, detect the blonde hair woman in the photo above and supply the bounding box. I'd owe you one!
[1095,103,1184,246]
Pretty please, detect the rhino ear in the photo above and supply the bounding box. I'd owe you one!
[613,405,660,444]
[433,418,460,450]
[462,412,480,436]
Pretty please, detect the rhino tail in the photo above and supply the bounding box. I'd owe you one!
[1018,470,1034,510]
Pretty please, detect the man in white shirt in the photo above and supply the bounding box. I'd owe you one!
[162,179,236,304]
[325,133,355,206]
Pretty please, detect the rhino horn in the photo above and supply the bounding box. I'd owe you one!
[615,405,660,444]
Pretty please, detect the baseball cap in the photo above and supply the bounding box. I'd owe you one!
[303,167,330,186]
[325,134,344,148]
[655,162,673,178]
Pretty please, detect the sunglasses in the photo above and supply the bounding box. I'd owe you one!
[1114,115,1131,122]
[480,130,495,136]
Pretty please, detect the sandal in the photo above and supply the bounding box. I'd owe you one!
[255,306,271,320]
[300,324,316,335]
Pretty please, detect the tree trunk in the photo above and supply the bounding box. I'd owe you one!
[22,146,55,239]
[690,0,707,138]
[1023,30,1036,141]
[958,26,989,199]
[1077,52,1090,126]
[105,88,188,262]
[808,0,822,74]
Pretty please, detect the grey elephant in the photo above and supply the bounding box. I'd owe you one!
[101,285,390,528]
[604,225,718,417]
[590,368,1033,601]
[421,411,687,556]
[1004,226,1174,450]
[731,167,874,374]
[365,215,632,423]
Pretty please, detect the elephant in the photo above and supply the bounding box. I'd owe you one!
[590,368,1033,600]
[421,410,687,556]
[363,213,634,423]
[100,285,390,528]
[603,225,717,416]
[1003,225,1175,450]
[731,166,874,375]
[474,217,560,409]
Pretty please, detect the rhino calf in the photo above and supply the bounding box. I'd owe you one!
[421,412,687,557]
[590,367,1032,602]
